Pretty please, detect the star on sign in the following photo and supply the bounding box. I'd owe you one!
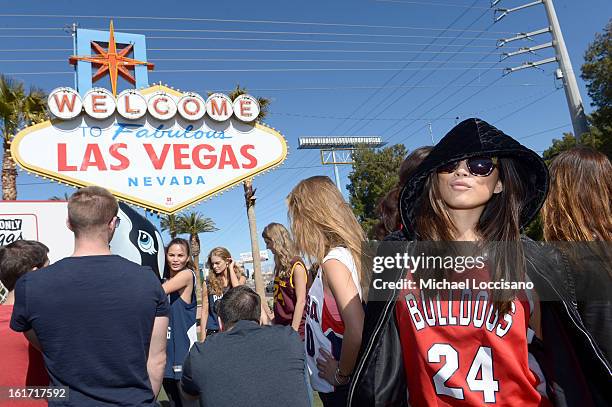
[69,20,154,97]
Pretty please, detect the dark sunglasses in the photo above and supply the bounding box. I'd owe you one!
[436,156,498,177]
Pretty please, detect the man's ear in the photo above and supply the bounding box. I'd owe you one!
[218,317,224,332]
[66,218,73,232]
[493,179,503,194]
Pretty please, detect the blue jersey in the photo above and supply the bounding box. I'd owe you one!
[206,280,227,331]
[165,270,197,380]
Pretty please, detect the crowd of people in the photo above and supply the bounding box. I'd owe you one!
[0,117,610,407]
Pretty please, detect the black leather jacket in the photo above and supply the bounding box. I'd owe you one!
[348,239,612,407]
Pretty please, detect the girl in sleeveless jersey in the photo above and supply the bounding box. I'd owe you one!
[161,238,197,407]
[350,119,555,407]
[263,222,308,339]
[287,176,368,407]
[201,247,245,341]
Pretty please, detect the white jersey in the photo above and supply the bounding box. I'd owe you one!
[305,247,362,393]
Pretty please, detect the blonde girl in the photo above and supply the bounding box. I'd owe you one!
[287,175,367,407]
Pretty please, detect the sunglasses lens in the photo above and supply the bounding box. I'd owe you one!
[437,161,459,174]
[467,157,495,176]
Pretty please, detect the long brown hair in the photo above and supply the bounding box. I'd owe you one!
[374,146,432,239]
[542,147,612,241]
[415,158,527,314]
[287,176,369,297]
[262,223,300,279]
[205,247,245,296]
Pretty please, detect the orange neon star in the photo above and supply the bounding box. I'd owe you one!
[69,20,154,97]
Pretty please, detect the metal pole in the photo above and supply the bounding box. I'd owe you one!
[71,23,78,90]
[542,0,589,141]
[331,149,342,191]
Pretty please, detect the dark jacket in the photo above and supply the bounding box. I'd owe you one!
[348,119,612,407]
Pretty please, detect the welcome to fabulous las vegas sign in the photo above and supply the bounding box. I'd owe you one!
[11,21,287,214]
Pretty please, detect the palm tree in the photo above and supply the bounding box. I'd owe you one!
[0,75,47,200]
[227,85,271,302]
[177,211,218,285]
[160,214,180,239]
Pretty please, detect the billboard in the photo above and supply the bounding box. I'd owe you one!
[0,201,73,263]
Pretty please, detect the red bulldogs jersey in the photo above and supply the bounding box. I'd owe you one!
[395,283,550,407]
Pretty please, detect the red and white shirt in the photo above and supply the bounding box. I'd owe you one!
[305,247,362,393]
[395,270,550,406]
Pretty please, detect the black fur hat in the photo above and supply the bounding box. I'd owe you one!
[398,118,549,239]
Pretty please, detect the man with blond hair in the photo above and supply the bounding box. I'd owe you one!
[11,186,169,406]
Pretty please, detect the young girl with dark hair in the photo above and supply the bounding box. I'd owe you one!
[161,238,197,407]
[348,119,611,407]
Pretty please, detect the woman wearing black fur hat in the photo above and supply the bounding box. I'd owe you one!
[347,119,611,407]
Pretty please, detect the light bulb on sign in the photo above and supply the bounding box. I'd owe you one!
[232,94,260,123]
[117,89,147,120]
[83,88,116,120]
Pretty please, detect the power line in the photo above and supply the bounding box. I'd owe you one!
[394,75,506,143]
[518,123,571,140]
[155,67,504,72]
[0,27,507,41]
[271,91,555,121]
[263,0,490,188]
[220,83,543,92]
[270,112,458,120]
[0,35,67,38]
[0,14,517,34]
[147,37,505,48]
[374,0,490,9]
[0,35,517,49]
[372,33,508,141]
[343,6,496,138]
[147,48,497,54]
[492,88,561,124]
[4,67,507,75]
[456,89,553,116]
[327,0,487,140]
[0,58,508,64]
[0,47,501,55]
[0,49,72,52]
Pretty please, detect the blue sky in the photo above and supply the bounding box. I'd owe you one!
[1,0,611,270]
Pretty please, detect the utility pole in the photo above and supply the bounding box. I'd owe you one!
[495,0,589,141]
[542,0,589,140]
[331,149,342,190]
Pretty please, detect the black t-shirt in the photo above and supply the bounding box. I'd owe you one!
[181,320,309,407]
[11,255,169,406]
